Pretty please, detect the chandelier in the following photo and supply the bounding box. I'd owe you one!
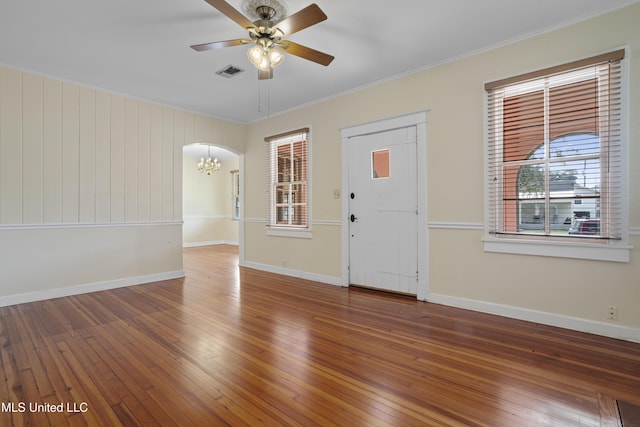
[197,145,221,175]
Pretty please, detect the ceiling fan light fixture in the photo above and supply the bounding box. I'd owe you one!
[247,45,270,71]
[268,47,284,68]
[247,39,284,71]
[247,44,264,63]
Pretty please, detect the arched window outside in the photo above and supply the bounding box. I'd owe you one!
[485,49,627,261]
[516,134,600,235]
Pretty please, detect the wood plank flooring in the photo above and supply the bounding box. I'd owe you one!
[1,244,639,426]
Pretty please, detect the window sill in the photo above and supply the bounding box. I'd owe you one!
[483,237,631,262]
[266,227,313,239]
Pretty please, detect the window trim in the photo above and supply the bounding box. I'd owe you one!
[265,127,312,238]
[231,169,240,221]
[484,49,624,91]
[483,50,631,262]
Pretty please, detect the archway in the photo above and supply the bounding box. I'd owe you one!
[182,143,242,248]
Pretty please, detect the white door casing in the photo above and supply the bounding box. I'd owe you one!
[348,126,418,294]
[341,111,428,300]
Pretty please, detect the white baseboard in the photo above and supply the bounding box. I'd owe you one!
[0,270,186,307]
[238,262,640,342]
[240,261,344,287]
[428,293,640,343]
[183,240,239,248]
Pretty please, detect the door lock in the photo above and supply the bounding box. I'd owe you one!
[350,214,357,222]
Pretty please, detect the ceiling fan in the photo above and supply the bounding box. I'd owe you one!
[191,0,334,80]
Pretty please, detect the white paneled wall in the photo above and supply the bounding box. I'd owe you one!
[0,66,244,304]
[0,67,194,225]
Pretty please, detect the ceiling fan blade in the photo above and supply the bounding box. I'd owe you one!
[191,39,251,52]
[258,69,273,80]
[203,0,254,29]
[274,3,327,36]
[280,41,334,66]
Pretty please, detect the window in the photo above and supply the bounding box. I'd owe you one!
[266,128,310,234]
[485,50,628,261]
[231,170,240,220]
[372,149,390,179]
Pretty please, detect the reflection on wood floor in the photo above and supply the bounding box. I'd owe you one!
[1,244,638,426]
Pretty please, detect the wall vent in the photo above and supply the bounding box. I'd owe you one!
[216,65,245,78]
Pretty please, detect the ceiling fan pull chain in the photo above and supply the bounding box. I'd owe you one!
[267,79,271,118]
[258,80,262,113]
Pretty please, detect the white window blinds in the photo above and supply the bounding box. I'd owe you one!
[265,128,310,228]
[486,50,625,242]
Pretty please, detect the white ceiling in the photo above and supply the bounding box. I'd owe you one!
[1,0,638,124]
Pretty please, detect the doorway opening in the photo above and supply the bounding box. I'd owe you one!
[341,112,428,300]
[182,143,241,248]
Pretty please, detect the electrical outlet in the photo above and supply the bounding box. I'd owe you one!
[607,305,618,321]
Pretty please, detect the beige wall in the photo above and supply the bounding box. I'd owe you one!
[0,67,244,303]
[243,3,640,337]
[183,154,239,245]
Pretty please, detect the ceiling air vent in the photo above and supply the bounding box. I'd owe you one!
[216,65,245,78]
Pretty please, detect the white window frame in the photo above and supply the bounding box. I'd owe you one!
[483,51,630,262]
[266,129,312,239]
[231,170,240,221]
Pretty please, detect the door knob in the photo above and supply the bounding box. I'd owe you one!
[350,214,357,222]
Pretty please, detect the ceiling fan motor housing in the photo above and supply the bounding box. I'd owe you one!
[249,18,283,45]
[256,5,276,20]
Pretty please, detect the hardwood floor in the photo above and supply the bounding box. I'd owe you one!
[1,245,639,426]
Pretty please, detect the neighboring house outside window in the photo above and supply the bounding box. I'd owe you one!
[484,50,629,262]
[265,128,311,237]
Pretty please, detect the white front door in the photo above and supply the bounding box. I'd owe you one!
[347,125,418,295]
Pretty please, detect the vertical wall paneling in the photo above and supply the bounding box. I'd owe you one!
[0,69,2,218]
[94,91,111,222]
[182,112,194,223]
[0,68,23,224]
[162,107,174,221]
[61,82,80,223]
[43,77,63,223]
[149,104,163,221]
[78,87,96,223]
[1,67,232,229]
[110,94,125,222]
[193,114,205,144]
[124,98,139,222]
[173,110,185,220]
[22,73,44,224]
[184,112,194,146]
[0,65,246,305]
[137,102,151,221]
